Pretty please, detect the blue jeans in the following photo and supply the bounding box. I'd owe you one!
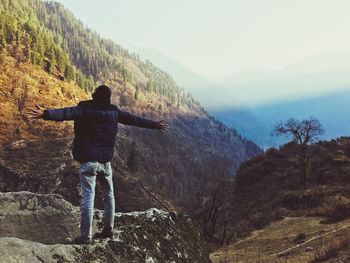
[79,161,115,240]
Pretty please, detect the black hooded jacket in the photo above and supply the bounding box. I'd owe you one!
[43,100,157,162]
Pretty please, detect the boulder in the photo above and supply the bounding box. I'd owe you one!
[0,192,210,263]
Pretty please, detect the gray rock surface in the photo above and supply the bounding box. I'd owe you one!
[0,192,210,263]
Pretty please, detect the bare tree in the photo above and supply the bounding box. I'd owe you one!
[272,117,324,189]
[191,155,233,244]
[273,117,324,145]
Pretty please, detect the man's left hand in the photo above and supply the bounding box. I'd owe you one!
[156,120,169,132]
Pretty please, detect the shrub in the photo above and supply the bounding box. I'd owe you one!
[312,235,350,262]
[293,233,306,244]
[324,201,350,223]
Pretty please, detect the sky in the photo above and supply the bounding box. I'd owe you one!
[56,0,350,77]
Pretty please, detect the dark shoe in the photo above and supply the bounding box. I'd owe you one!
[93,226,113,239]
[72,236,92,245]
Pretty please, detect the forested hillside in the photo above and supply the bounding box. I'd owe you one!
[0,0,261,224]
[0,0,195,107]
[205,137,350,246]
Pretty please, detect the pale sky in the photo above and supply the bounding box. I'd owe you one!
[56,0,350,77]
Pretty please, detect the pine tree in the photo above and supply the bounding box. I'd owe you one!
[121,59,127,83]
[16,29,22,46]
[75,71,84,88]
[56,49,67,73]
[0,32,6,52]
[146,79,154,92]
[134,85,139,100]
[127,141,138,172]
[23,33,32,62]
[64,64,75,81]
[87,75,94,92]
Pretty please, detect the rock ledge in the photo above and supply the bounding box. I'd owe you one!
[0,191,210,263]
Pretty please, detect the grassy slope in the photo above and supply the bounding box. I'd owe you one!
[0,53,88,144]
[0,53,172,210]
[211,217,350,263]
[210,137,350,262]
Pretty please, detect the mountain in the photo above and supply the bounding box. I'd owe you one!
[213,88,350,148]
[210,107,276,148]
[131,46,247,108]
[208,137,350,261]
[232,137,350,233]
[206,51,350,148]
[0,0,261,220]
[210,51,350,96]
[210,68,350,107]
[131,47,269,147]
[130,47,209,92]
[252,89,350,139]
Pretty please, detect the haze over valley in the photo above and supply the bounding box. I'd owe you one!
[134,48,350,147]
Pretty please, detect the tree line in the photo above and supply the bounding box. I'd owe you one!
[1,0,199,109]
[0,0,95,92]
[33,0,196,108]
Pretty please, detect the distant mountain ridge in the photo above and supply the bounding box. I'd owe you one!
[130,46,245,108]
[131,46,271,144]
[135,47,350,147]
[211,88,350,148]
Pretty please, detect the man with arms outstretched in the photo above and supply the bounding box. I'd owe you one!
[27,85,169,244]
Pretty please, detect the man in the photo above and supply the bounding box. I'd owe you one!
[27,85,169,244]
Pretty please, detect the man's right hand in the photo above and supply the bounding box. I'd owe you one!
[26,104,45,120]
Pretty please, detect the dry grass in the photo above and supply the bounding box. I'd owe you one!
[311,234,350,262]
[0,53,88,145]
[210,217,350,263]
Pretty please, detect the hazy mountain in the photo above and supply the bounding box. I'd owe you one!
[131,47,271,146]
[253,89,350,139]
[131,47,209,91]
[210,108,277,148]
[212,51,350,84]
[213,88,350,148]
[207,52,350,147]
[210,51,350,106]
[129,46,245,107]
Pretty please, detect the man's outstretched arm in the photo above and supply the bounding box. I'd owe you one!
[117,109,169,131]
[26,103,82,121]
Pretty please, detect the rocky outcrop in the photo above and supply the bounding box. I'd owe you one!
[0,191,80,245]
[0,192,210,263]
